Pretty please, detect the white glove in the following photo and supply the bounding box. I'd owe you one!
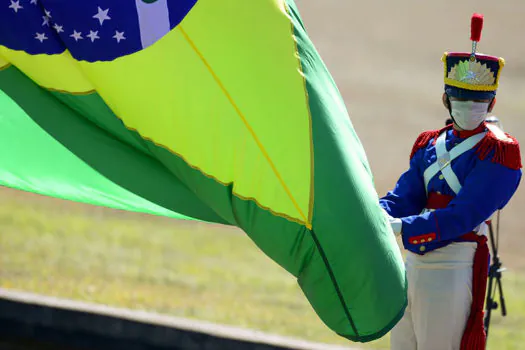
[382,209,402,236]
[389,217,402,236]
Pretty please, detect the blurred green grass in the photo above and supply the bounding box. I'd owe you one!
[0,188,523,349]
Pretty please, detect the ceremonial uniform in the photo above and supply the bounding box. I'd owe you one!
[380,14,522,350]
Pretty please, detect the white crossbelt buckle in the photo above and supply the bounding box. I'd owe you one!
[438,153,451,169]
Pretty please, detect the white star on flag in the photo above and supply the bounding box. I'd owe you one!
[70,30,83,42]
[0,0,194,62]
[93,7,111,26]
[53,24,64,33]
[113,30,126,43]
[35,32,47,43]
[87,30,100,42]
[9,0,23,13]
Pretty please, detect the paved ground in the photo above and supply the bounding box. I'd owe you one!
[0,288,359,350]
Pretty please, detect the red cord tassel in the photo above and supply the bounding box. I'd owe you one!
[474,129,522,170]
[460,233,489,350]
[410,125,452,160]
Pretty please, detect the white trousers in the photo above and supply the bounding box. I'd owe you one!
[391,242,477,350]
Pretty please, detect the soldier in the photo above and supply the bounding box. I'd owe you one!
[380,14,522,350]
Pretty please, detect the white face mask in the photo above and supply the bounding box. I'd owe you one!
[450,100,489,130]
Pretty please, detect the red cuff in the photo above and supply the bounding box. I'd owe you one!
[409,233,437,245]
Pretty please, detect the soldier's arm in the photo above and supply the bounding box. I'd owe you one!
[379,150,427,219]
[379,131,436,219]
[399,157,522,247]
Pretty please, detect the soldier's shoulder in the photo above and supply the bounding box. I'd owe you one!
[476,123,522,170]
[409,125,451,159]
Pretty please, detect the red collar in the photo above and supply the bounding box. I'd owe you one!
[452,122,487,138]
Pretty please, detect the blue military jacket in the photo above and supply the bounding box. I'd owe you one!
[380,122,522,254]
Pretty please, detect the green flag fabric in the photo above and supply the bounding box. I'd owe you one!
[0,0,406,342]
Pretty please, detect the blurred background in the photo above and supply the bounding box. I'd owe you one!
[1,1,524,349]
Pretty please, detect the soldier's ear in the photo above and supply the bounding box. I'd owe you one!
[488,97,497,112]
[442,93,450,110]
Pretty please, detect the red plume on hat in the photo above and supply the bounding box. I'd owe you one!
[470,13,484,59]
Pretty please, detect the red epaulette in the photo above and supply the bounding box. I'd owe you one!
[474,126,522,170]
[409,124,452,160]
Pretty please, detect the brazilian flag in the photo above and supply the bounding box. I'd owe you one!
[0,0,406,342]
